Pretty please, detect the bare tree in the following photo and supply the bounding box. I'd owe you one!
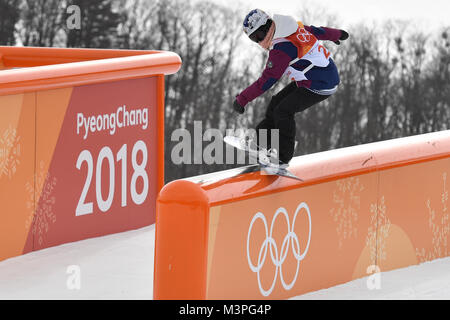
[18,0,64,47]
[0,0,21,45]
[65,0,121,48]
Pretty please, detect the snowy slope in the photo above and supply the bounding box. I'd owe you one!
[0,226,155,300]
[0,225,450,300]
[292,258,450,300]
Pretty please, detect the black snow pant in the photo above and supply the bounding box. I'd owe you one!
[256,82,331,164]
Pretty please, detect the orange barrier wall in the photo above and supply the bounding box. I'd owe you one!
[0,46,181,262]
[154,130,450,299]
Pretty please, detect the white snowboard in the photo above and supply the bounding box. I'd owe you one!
[223,135,303,181]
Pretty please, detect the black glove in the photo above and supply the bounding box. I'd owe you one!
[334,30,349,45]
[233,99,245,114]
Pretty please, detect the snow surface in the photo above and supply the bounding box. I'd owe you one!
[0,225,449,300]
[293,258,450,300]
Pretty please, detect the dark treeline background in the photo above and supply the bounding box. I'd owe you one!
[1,0,449,182]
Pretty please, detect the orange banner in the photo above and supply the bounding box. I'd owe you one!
[154,130,450,299]
[0,46,181,262]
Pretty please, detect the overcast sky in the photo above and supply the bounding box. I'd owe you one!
[209,0,449,31]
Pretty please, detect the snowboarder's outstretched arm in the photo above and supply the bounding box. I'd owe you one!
[235,47,293,109]
[304,25,349,45]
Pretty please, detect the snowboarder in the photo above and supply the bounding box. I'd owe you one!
[232,9,349,165]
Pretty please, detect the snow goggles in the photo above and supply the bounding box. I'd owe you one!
[248,20,272,43]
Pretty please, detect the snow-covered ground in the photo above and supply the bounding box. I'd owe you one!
[294,258,450,300]
[0,226,155,300]
[0,225,449,300]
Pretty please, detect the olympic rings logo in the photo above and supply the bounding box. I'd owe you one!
[246,202,312,297]
[296,28,312,43]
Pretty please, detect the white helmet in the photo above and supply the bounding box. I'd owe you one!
[243,9,271,37]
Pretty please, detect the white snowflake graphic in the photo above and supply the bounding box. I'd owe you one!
[25,161,57,246]
[366,196,391,264]
[0,126,21,179]
[416,172,449,263]
[330,177,364,249]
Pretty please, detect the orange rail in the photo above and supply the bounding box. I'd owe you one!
[154,130,450,299]
[0,46,181,262]
[0,46,181,95]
